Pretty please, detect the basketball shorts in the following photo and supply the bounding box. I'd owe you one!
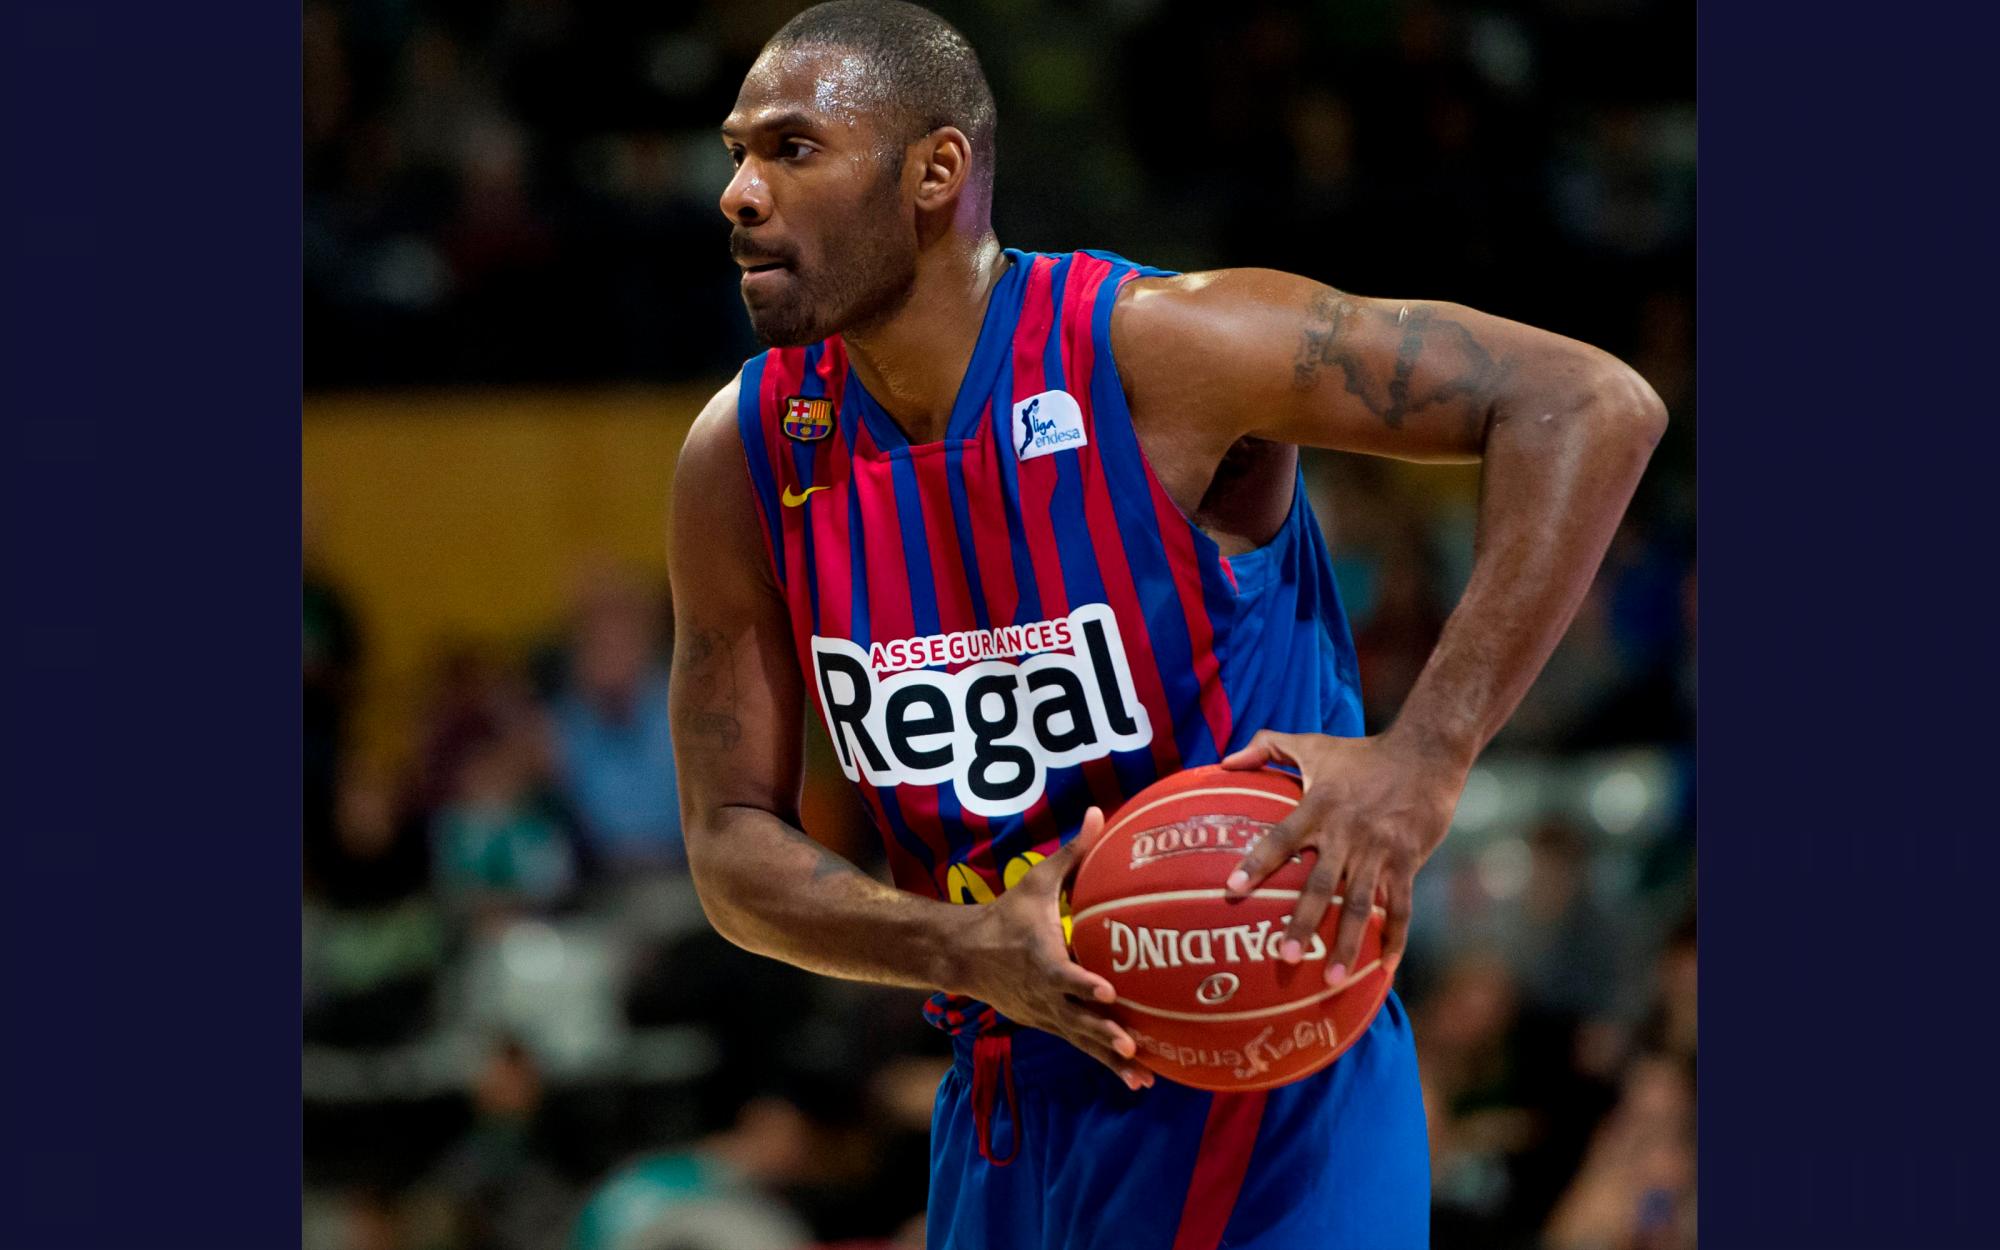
[927,991,1428,1250]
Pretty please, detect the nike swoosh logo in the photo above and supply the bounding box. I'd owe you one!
[781,485,829,507]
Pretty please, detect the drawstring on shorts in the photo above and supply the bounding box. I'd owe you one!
[970,1032,1020,1166]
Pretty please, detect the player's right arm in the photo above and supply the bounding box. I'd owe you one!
[667,377,1150,1087]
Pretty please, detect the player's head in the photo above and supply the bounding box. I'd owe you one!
[722,0,998,347]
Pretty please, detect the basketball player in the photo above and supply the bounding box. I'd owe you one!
[667,3,1665,1246]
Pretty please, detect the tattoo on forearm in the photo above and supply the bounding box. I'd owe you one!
[1292,290,1510,440]
[784,823,865,882]
[678,626,743,749]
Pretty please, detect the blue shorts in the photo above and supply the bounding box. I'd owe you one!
[927,992,1429,1250]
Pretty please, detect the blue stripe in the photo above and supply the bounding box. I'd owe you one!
[988,335,1043,627]
[734,354,785,588]
[888,447,979,866]
[1042,252,1074,391]
[1051,444,1155,805]
[945,252,1032,441]
[944,440,990,631]
[1083,260,1225,766]
[873,783,939,885]
[889,454,940,638]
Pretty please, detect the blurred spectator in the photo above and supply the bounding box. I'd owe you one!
[1489,820,1632,1021]
[304,759,445,1049]
[1542,1053,1697,1250]
[1635,915,1697,1067]
[1352,522,1449,731]
[432,727,581,919]
[305,509,363,834]
[310,756,431,910]
[568,1073,878,1250]
[415,643,547,815]
[546,568,684,872]
[413,1037,580,1250]
[1420,952,1536,1241]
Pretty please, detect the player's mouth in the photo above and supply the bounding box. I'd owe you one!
[738,258,795,294]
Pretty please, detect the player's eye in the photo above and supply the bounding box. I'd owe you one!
[727,145,746,168]
[778,138,813,161]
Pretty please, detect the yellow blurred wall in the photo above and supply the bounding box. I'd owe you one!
[303,386,712,758]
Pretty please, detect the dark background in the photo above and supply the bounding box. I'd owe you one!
[302,3,1695,1249]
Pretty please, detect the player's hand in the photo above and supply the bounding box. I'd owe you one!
[1220,730,1467,985]
[951,807,1155,1091]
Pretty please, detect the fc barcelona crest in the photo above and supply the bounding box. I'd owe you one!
[782,396,835,442]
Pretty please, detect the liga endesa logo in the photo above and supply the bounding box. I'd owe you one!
[809,603,1152,817]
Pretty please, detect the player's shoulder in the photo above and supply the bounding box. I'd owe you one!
[677,368,749,486]
[1111,266,1330,390]
[1114,267,1320,342]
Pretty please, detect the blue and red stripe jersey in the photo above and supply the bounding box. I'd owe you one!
[734,249,1365,1034]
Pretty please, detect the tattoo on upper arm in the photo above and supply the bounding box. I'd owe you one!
[1292,290,1510,440]
[678,626,744,750]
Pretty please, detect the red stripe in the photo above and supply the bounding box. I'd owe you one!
[848,424,955,887]
[1143,416,1236,758]
[1169,1092,1269,1250]
[1005,260,1120,838]
[1065,258,1180,787]
[908,444,1005,893]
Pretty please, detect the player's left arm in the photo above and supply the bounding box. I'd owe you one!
[1114,268,1668,983]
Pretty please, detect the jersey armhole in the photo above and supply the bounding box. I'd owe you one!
[733,353,789,592]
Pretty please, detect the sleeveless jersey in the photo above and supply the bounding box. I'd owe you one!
[735,249,1365,1033]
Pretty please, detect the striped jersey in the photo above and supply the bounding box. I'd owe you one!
[734,249,1365,1033]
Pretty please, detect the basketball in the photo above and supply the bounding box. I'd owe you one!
[1068,764,1394,1092]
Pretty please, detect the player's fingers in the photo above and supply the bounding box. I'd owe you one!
[1379,867,1415,979]
[1031,806,1107,886]
[1326,856,1381,986]
[1058,1006,1153,1089]
[1225,804,1313,896]
[1049,951,1118,1004]
[1219,729,1302,771]
[1280,851,1343,963]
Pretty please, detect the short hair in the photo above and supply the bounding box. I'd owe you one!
[766,0,998,197]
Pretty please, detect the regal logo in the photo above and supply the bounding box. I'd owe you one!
[782,395,834,442]
[809,603,1152,817]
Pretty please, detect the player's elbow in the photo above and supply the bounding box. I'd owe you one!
[681,811,762,949]
[1517,350,1667,457]
[1575,354,1669,451]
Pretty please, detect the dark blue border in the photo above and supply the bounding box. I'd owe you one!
[0,1,300,1245]
[1701,3,1997,1247]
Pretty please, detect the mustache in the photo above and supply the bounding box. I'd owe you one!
[730,230,796,267]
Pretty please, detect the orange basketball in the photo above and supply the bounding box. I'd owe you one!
[1067,764,1393,1092]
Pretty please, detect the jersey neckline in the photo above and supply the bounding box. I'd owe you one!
[840,248,1029,456]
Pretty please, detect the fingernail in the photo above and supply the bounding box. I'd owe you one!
[1095,983,1116,1003]
[1117,1038,1135,1059]
[1123,1072,1140,1091]
[1326,962,1348,986]
[1226,870,1248,893]
[1281,939,1302,964]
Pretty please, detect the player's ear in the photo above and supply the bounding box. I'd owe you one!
[912,126,974,212]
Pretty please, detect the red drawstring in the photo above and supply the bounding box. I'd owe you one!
[970,1033,1020,1166]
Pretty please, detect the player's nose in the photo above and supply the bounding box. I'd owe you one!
[720,159,772,226]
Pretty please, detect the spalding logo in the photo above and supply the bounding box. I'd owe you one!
[1107,917,1327,973]
[809,603,1152,818]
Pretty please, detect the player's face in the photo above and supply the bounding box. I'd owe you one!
[721,47,919,347]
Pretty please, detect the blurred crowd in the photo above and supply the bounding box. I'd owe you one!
[304,1,1693,1248]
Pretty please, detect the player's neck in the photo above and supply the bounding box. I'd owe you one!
[841,234,1007,445]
